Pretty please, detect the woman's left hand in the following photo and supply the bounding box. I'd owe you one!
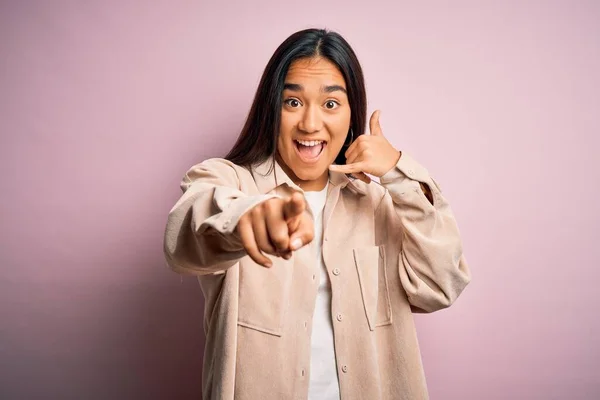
[329,110,401,183]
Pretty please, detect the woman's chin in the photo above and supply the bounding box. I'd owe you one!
[278,152,333,184]
[292,167,328,183]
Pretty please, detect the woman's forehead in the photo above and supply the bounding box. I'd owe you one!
[285,57,346,88]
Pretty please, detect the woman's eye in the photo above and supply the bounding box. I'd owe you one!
[285,99,301,108]
[325,100,339,109]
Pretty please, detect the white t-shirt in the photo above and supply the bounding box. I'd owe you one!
[303,183,340,400]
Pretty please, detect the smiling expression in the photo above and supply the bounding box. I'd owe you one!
[276,57,351,191]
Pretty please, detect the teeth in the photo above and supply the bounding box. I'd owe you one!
[296,140,323,147]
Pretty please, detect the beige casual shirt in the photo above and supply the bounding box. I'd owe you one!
[163,152,471,400]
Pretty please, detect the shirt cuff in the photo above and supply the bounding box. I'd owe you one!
[199,194,282,236]
[380,152,430,184]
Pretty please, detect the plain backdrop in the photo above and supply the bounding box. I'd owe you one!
[1,1,599,399]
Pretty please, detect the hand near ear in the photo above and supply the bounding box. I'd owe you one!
[329,110,401,183]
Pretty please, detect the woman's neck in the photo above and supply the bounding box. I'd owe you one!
[275,155,328,192]
[298,173,328,192]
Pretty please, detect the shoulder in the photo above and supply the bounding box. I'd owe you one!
[181,158,252,190]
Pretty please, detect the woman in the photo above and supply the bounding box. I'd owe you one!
[164,28,470,400]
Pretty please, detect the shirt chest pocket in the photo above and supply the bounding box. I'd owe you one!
[353,245,393,330]
[237,259,293,337]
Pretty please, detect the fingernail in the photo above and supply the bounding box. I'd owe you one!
[290,238,303,251]
[265,261,272,268]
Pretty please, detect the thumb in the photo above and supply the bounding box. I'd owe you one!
[289,214,315,251]
[369,110,383,136]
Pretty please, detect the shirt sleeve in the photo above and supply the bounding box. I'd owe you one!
[163,159,279,276]
[378,152,471,313]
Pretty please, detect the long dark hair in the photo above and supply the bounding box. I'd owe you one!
[225,28,367,168]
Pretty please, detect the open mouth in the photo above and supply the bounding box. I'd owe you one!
[293,139,327,163]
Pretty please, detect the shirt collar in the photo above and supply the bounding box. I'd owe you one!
[251,157,367,196]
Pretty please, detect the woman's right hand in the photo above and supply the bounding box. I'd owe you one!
[236,192,314,267]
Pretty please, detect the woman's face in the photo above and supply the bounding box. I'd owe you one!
[276,57,351,191]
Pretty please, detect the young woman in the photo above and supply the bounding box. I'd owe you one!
[164,28,470,400]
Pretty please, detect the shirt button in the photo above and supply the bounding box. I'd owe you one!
[312,274,316,281]
[333,268,340,276]
[222,220,230,229]
[336,313,343,321]
[341,365,348,373]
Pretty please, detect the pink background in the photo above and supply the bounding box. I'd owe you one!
[1,1,599,399]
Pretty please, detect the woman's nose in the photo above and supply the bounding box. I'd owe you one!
[298,105,323,133]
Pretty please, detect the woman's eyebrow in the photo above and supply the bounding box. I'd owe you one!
[283,83,347,94]
[283,83,303,92]
[322,84,347,94]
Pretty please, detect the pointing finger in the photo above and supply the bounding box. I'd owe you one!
[289,217,315,251]
[265,206,290,253]
[283,192,306,221]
